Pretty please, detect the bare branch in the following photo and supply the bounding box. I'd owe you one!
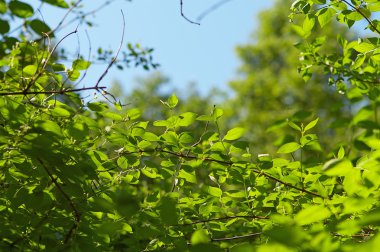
[180,0,200,25]
[95,10,125,87]
[197,0,234,22]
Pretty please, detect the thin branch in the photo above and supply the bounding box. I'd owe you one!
[197,0,234,22]
[211,232,261,242]
[23,25,79,93]
[37,158,81,243]
[95,10,125,87]
[120,148,326,199]
[178,215,269,226]
[341,0,380,35]
[0,86,106,96]
[47,0,83,36]
[180,0,200,25]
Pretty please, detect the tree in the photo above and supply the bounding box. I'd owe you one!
[2,0,380,251]
[227,0,354,156]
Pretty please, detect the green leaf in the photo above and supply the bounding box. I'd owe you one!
[87,102,109,112]
[317,7,336,27]
[0,19,10,34]
[304,118,319,132]
[178,112,197,127]
[354,42,375,53]
[277,142,300,153]
[213,108,224,120]
[322,158,353,176]
[337,146,345,159]
[191,229,210,245]
[178,169,197,184]
[34,120,62,135]
[295,205,331,225]
[72,59,91,71]
[9,1,34,18]
[223,127,245,141]
[303,14,316,36]
[0,0,6,14]
[207,186,222,197]
[167,93,179,108]
[41,0,69,8]
[23,65,37,76]
[288,121,302,131]
[29,19,52,35]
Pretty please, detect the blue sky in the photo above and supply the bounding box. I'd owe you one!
[39,0,274,96]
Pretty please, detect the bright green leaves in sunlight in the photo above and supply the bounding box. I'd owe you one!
[223,127,245,141]
[2,0,380,251]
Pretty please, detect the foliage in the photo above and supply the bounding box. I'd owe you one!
[227,0,354,155]
[1,0,380,251]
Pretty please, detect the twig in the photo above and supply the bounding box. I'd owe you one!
[95,10,125,87]
[47,0,82,35]
[197,0,234,22]
[341,0,380,35]
[23,25,79,94]
[178,215,269,226]
[180,0,200,25]
[0,86,106,96]
[120,148,326,199]
[211,232,261,242]
[37,158,81,243]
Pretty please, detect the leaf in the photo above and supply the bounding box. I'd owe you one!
[223,127,245,141]
[178,112,197,127]
[167,93,179,108]
[213,108,224,120]
[191,229,210,245]
[337,146,345,159]
[34,120,62,135]
[9,1,34,18]
[295,205,331,225]
[87,102,109,112]
[23,65,38,76]
[207,186,222,197]
[41,0,69,8]
[317,7,336,28]
[277,142,300,153]
[288,121,302,131]
[354,42,375,53]
[72,59,91,71]
[0,19,9,34]
[322,158,353,176]
[303,14,315,36]
[304,118,319,132]
[29,19,52,36]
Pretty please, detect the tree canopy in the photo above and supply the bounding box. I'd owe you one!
[1,0,380,251]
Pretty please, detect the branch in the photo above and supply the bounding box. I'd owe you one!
[211,232,261,242]
[180,0,200,25]
[197,0,234,22]
[37,158,81,243]
[341,0,380,35]
[0,86,107,96]
[23,25,79,94]
[121,148,326,199]
[95,10,125,87]
[178,215,269,226]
